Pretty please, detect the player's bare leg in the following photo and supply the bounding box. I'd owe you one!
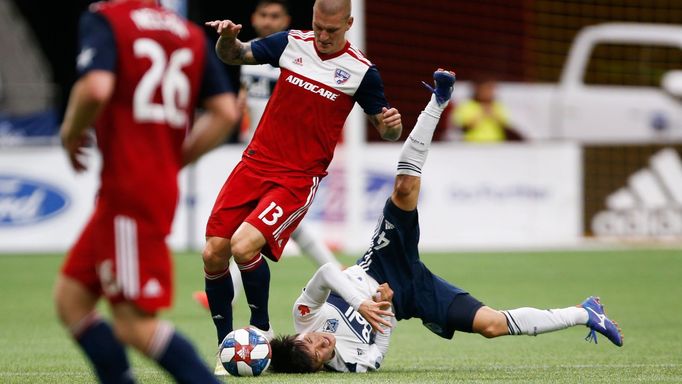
[110,302,158,351]
[54,275,98,327]
[230,222,267,263]
[54,276,134,383]
[111,302,221,383]
[469,299,623,347]
[230,222,273,338]
[197,224,338,312]
[392,175,421,212]
[393,69,455,210]
[203,236,232,271]
[471,306,512,338]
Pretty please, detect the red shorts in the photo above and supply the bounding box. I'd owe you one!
[206,162,321,261]
[61,208,173,314]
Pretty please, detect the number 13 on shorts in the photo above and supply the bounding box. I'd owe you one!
[258,201,284,226]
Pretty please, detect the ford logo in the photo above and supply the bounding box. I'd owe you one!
[0,175,70,226]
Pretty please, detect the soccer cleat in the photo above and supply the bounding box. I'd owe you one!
[214,355,229,376]
[251,324,275,342]
[581,296,623,347]
[421,68,456,106]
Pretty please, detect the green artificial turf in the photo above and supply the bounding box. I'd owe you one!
[0,249,680,383]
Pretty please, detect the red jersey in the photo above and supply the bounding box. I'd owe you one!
[87,1,208,235]
[245,30,389,177]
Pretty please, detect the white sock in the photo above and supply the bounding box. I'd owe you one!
[397,95,446,176]
[292,224,341,268]
[502,307,588,336]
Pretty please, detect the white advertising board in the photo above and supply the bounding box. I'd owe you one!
[303,143,582,251]
[0,147,101,252]
[0,142,581,253]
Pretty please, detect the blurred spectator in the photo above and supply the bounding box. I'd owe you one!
[239,0,291,142]
[451,78,524,142]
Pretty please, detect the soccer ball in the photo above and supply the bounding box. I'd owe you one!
[219,326,272,376]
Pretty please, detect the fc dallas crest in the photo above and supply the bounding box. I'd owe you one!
[334,68,350,84]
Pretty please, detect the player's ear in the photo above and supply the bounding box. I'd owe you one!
[346,16,353,30]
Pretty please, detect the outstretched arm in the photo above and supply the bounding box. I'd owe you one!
[205,20,258,65]
[365,283,396,368]
[298,263,393,332]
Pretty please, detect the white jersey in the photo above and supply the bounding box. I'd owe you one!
[293,264,394,373]
[240,62,279,142]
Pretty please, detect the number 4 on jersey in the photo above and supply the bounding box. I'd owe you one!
[374,231,390,250]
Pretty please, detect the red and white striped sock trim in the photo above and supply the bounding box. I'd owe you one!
[204,267,230,280]
[236,254,264,273]
[147,321,175,360]
[70,311,102,339]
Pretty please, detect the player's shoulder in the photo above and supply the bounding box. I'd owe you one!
[88,0,133,15]
[346,43,373,67]
[88,1,110,13]
[287,29,315,42]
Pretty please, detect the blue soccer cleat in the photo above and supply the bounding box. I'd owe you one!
[422,68,456,106]
[582,296,623,347]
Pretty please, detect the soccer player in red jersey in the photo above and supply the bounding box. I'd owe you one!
[53,1,238,382]
[201,0,403,365]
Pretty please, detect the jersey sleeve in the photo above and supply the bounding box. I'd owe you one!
[293,263,367,331]
[297,263,366,311]
[76,11,116,76]
[199,35,234,102]
[250,31,289,67]
[353,66,389,115]
[367,313,396,370]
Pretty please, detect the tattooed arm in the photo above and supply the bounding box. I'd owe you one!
[205,20,258,65]
[369,107,403,141]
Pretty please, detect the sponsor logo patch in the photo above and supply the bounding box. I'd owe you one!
[591,148,682,237]
[0,175,69,226]
[323,318,339,333]
[297,304,311,316]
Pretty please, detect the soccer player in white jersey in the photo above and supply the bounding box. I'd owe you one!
[268,69,624,373]
[239,0,290,143]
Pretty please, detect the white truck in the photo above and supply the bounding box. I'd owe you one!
[452,23,682,142]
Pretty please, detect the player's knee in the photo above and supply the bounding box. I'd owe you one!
[478,323,500,338]
[112,319,135,346]
[394,175,418,198]
[478,318,508,338]
[111,317,148,350]
[53,277,94,327]
[230,236,259,264]
[53,287,70,326]
[473,308,508,338]
[202,239,231,270]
